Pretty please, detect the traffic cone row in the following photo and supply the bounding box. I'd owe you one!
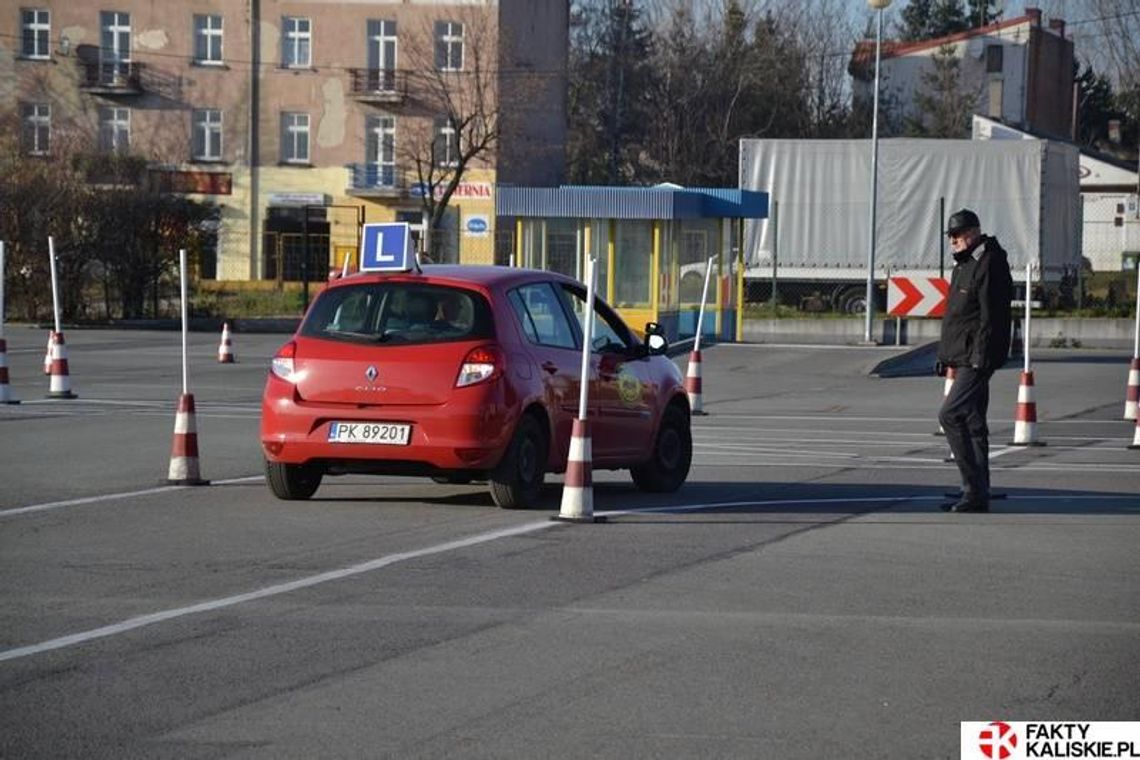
[46,331,77,399]
[685,349,706,416]
[1010,370,1043,446]
[0,338,17,404]
[1124,357,1140,421]
[167,393,208,485]
[218,322,235,363]
[554,419,597,523]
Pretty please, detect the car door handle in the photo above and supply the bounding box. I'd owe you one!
[541,361,559,374]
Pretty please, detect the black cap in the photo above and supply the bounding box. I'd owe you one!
[946,209,981,236]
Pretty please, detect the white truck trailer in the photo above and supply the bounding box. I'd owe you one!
[739,138,1081,312]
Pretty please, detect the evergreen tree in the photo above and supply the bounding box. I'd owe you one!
[966,0,1001,27]
[900,0,969,41]
[904,43,978,137]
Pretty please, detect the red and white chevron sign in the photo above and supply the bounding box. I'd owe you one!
[888,276,950,317]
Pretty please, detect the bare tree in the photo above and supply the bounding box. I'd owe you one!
[398,7,501,261]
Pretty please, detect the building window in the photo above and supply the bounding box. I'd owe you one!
[367,19,397,88]
[22,102,50,155]
[433,117,459,167]
[193,109,223,161]
[99,106,130,153]
[21,8,50,59]
[283,16,311,68]
[985,44,1003,74]
[434,20,463,71]
[281,112,310,163]
[194,14,223,64]
[100,11,131,63]
[366,115,396,186]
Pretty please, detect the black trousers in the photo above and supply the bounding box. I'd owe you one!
[938,366,993,501]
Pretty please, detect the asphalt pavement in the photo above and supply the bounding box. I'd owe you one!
[1,325,1137,759]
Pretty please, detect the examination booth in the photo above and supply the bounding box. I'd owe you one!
[495,185,768,343]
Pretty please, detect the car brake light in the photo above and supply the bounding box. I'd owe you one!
[271,341,297,382]
[456,346,499,388]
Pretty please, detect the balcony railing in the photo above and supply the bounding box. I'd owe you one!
[347,69,407,103]
[79,61,144,94]
[345,163,405,197]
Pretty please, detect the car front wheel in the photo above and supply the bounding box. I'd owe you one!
[631,405,692,493]
[489,414,548,509]
[265,459,323,500]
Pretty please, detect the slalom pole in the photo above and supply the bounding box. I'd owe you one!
[0,240,17,404]
[555,256,601,523]
[168,248,208,485]
[180,249,189,396]
[1024,263,1031,374]
[48,236,61,335]
[685,254,717,415]
[1133,257,1140,362]
[45,236,76,398]
[694,254,716,352]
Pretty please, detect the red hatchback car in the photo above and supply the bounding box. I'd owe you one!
[260,265,692,508]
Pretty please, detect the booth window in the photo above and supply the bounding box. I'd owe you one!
[614,220,653,307]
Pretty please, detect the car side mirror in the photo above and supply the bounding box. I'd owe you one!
[644,321,668,356]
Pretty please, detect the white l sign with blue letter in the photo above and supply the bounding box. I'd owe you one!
[360,223,415,272]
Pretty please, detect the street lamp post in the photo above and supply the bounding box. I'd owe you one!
[864,0,891,344]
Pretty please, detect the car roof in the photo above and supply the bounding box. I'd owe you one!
[328,265,581,293]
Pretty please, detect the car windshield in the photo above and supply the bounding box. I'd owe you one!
[301,283,494,345]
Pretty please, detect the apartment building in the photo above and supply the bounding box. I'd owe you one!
[851,7,1074,139]
[2,0,569,281]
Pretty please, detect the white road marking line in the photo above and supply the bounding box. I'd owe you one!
[696,414,1128,426]
[2,489,1137,664]
[0,519,555,663]
[0,476,264,518]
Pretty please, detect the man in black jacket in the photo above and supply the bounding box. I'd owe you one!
[936,209,1013,513]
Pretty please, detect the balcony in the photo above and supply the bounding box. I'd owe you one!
[79,61,144,95]
[347,69,407,104]
[345,163,406,198]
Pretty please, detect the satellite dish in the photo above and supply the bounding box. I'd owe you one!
[967,38,985,59]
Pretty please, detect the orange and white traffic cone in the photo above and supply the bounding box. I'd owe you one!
[1123,357,1139,421]
[43,331,52,375]
[167,393,208,485]
[217,322,235,364]
[685,349,706,416]
[554,419,600,523]
[0,338,18,404]
[936,366,956,436]
[46,331,77,399]
[1010,370,1044,446]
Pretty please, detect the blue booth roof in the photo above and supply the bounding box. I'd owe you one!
[495,184,768,220]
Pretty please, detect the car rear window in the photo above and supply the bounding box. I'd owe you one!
[301,283,494,345]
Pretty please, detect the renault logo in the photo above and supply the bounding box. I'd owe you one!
[365,365,378,382]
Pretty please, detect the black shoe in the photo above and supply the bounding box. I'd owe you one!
[942,497,989,513]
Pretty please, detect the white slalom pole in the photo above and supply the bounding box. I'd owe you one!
[0,240,6,341]
[577,256,597,421]
[693,254,715,352]
[1133,258,1140,361]
[556,256,599,523]
[341,252,351,278]
[180,249,189,395]
[1024,262,1032,373]
[48,236,61,335]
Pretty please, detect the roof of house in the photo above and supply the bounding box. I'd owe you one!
[849,9,1050,80]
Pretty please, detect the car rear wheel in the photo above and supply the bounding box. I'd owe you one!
[631,405,692,493]
[265,459,323,500]
[489,414,548,509]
